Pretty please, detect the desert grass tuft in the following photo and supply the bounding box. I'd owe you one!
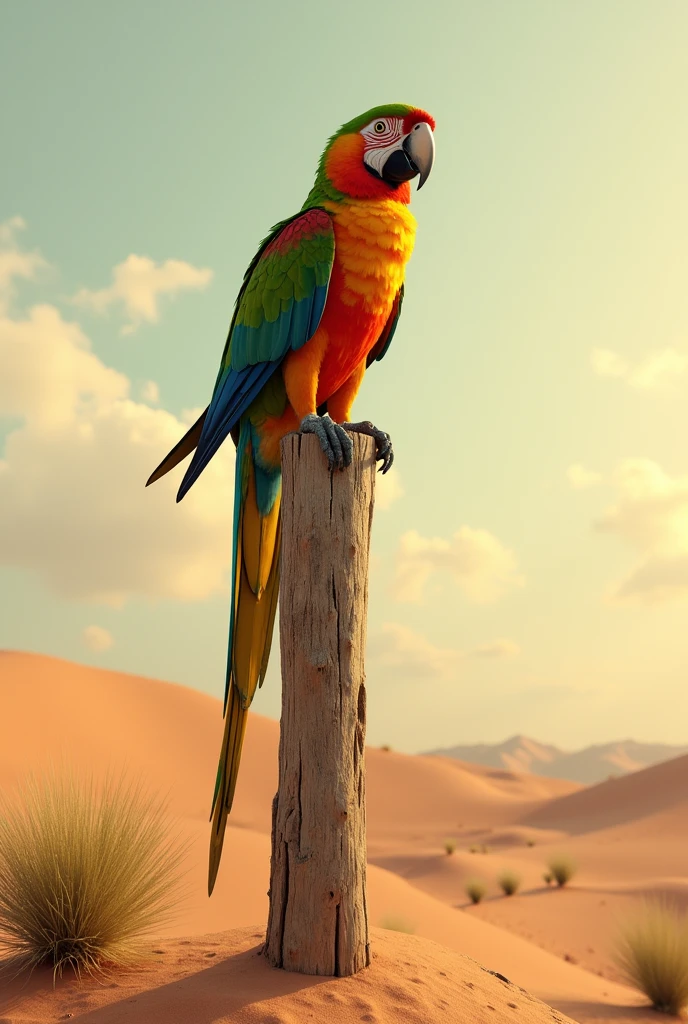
[613,900,688,1014]
[379,915,416,934]
[543,872,553,886]
[0,770,189,980]
[497,870,521,897]
[465,879,487,905]
[547,854,576,888]
[443,838,456,856]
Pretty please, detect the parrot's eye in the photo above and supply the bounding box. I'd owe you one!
[374,121,387,134]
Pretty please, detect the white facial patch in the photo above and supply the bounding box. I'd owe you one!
[361,116,405,177]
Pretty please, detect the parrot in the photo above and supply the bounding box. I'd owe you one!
[146,103,435,895]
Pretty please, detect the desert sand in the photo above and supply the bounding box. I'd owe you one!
[1,650,683,1022]
[0,927,583,1024]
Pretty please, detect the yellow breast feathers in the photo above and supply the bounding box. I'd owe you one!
[324,199,417,313]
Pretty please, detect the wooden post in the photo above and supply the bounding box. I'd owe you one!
[264,431,376,976]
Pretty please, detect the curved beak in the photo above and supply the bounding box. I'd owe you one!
[403,121,435,190]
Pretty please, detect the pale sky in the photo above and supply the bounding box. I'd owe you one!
[2,1,688,753]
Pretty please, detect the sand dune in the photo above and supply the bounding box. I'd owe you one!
[522,750,688,833]
[1,651,683,1022]
[0,651,577,845]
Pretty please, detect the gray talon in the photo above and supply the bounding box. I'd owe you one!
[299,413,353,471]
[341,420,394,474]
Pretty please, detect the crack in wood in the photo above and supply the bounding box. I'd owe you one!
[334,901,341,977]
[276,840,289,969]
[297,742,303,854]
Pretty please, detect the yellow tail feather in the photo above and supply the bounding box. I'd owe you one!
[208,683,249,896]
[208,450,281,896]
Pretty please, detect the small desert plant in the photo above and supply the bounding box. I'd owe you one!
[526,838,536,847]
[547,854,576,888]
[0,770,189,978]
[465,879,487,904]
[469,845,479,854]
[379,915,416,934]
[443,838,456,856]
[613,900,688,1014]
[498,871,521,897]
[380,744,392,753]
[543,872,553,886]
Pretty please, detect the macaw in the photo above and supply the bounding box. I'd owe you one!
[147,103,435,894]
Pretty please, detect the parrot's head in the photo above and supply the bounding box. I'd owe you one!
[317,104,435,203]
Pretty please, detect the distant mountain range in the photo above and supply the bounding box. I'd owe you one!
[424,734,688,785]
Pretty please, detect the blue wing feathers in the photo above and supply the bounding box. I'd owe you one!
[306,283,328,342]
[176,362,277,501]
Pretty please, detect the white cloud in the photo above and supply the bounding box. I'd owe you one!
[83,625,114,651]
[590,347,628,378]
[595,458,688,603]
[0,216,47,314]
[140,380,160,404]
[367,622,461,680]
[470,638,521,659]
[375,467,403,510]
[629,349,688,389]
[393,527,524,604]
[591,347,688,390]
[567,463,603,490]
[71,254,213,333]
[0,304,128,428]
[0,301,234,606]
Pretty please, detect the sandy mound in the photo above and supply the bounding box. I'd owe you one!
[0,926,578,1024]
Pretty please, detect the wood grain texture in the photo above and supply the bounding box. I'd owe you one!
[264,432,376,976]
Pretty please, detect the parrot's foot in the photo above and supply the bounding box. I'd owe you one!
[341,420,394,474]
[299,413,353,471]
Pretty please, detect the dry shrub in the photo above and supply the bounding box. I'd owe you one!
[613,900,688,1015]
[547,854,576,887]
[543,872,553,885]
[443,838,456,856]
[379,915,416,934]
[0,770,189,979]
[498,870,521,897]
[465,879,487,905]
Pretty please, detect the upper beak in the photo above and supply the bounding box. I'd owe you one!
[403,121,435,190]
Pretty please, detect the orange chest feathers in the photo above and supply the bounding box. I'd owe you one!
[315,198,417,393]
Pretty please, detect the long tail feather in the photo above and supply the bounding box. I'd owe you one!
[207,684,249,895]
[208,420,281,895]
[145,408,208,486]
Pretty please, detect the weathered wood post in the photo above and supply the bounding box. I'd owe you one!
[265,431,376,976]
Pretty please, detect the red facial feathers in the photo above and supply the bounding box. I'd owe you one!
[403,108,435,134]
